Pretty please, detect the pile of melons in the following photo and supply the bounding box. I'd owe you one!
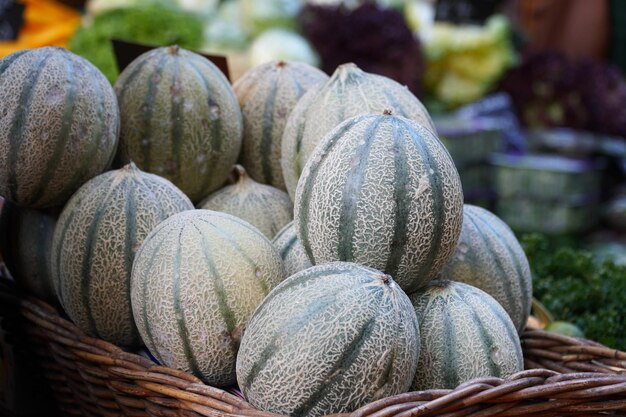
[0,45,532,417]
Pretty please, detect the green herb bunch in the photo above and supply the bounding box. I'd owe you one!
[522,234,626,351]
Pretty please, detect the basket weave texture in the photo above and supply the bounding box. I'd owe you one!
[9,290,624,417]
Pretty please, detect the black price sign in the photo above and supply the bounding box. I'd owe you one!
[112,39,231,82]
[0,0,24,41]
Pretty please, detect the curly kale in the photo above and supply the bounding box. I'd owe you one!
[69,6,204,83]
[522,234,626,351]
[298,2,425,96]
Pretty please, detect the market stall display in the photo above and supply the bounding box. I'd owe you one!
[0,1,625,416]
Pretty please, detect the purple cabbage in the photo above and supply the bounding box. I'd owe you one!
[298,2,425,96]
[498,50,626,138]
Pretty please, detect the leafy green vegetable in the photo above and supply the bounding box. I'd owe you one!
[69,6,204,83]
[522,233,626,351]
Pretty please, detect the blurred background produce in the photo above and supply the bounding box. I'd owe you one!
[299,2,424,95]
[0,0,81,56]
[69,5,205,82]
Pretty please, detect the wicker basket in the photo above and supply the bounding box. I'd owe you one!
[3,279,626,417]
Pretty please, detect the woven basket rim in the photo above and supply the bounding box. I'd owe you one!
[10,292,625,417]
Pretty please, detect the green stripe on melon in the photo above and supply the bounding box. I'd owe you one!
[114,45,243,202]
[281,63,435,199]
[294,112,463,293]
[0,47,120,208]
[51,163,193,347]
[409,280,523,390]
[440,204,533,333]
[198,165,293,239]
[271,221,312,277]
[131,209,285,386]
[236,262,419,417]
[234,60,328,190]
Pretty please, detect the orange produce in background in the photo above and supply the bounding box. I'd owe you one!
[0,0,81,57]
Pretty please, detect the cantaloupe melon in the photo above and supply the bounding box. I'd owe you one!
[409,280,523,390]
[197,165,292,239]
[271,221,312,276]
[114,45,242,202]
[0,201,58,302]
[295,111,463,292]
[236,262,419,417]
[51,163,193,347]
[131,209,285,386]
[0,47,119,208]
[234,60,328,190]
[440,204,533,333]
[281,63,435,199]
